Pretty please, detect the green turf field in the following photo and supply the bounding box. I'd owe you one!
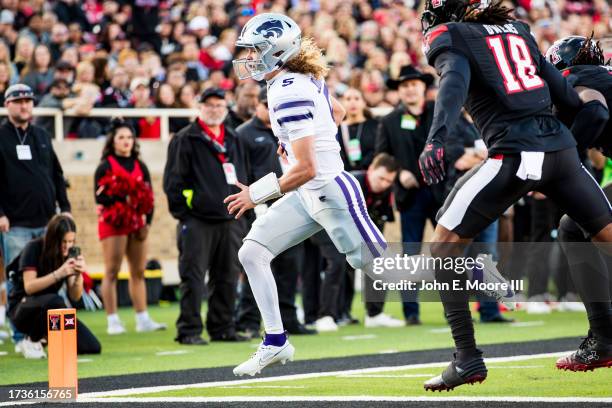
[128,356,612,398]
[0,300,592,386]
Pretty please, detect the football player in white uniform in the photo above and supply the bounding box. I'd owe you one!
[225,13,387,376]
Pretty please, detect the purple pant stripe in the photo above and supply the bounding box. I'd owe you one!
[342,172,388,250]
[334,175,380,258]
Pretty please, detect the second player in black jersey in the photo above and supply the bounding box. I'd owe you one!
[416,0,612,393]
[545,35,612,374]
[547,36,612,153]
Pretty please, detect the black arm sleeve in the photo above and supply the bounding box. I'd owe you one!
[539,59,582,113]
[94,160,119,207]
[444,124,470,167]
[140,161,155,225]
[428,51,471,144]
[570,100,610,150]
[51,145,71,213]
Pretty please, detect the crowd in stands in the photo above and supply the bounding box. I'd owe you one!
[0,0,609,138]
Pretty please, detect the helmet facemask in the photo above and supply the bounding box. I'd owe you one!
[233,42,274,81]
[421,10,439,34]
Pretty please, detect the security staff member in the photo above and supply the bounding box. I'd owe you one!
[0,84,72,267]
[234,88,314,337]
[375,65,442,324]
[163,88,249,345]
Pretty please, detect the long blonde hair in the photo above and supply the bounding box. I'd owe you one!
[284,37,329,80]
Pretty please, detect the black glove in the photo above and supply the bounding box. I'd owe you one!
[419,141,446,185]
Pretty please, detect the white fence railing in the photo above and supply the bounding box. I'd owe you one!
[0,106,393,141]
[0,107,200,141]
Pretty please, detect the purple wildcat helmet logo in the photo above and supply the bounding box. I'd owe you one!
[253,20,285,39]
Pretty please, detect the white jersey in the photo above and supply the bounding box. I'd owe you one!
[267,71,344,189]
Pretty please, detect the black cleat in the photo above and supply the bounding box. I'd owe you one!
[424,353,487,392]
[556,335,612,372]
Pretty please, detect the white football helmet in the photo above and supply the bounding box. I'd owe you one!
[233,13,301,81]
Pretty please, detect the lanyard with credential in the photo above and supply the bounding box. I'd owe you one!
[200,128,238,184]
[200,130,226,160]
[14,127,32,161]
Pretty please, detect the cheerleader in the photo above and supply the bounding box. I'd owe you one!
[95,120,166,335]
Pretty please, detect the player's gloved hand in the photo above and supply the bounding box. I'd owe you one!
[419,141,446,185]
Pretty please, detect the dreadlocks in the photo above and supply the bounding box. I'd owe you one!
[463,0,516,25]
[572,32,610,66]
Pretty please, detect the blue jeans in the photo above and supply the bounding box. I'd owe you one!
[1,226,46,267]
[399,188,439,320]
[471,221,503,321]
[1,226,46,343]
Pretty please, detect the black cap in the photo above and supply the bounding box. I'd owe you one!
[4,84,35,103]
[386,65,434,90]
[199,87,225,103]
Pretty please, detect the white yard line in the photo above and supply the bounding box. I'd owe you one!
[155,350,191,356]
[75,351,570,399]
[341,334,378,341]
[510,321,545,328]
[337,374,435,378]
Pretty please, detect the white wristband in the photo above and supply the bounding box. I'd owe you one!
[249,172,283,205]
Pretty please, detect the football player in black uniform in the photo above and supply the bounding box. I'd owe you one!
[546,35,611,154]
[545,36,612,372]
[417,0,612,391]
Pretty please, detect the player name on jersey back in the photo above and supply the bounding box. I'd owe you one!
[482,24,519,35]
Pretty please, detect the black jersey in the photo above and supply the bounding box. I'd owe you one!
[563,64,612,148]
[424,21,580,154]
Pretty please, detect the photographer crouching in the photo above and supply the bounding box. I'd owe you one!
[7,215,101,358]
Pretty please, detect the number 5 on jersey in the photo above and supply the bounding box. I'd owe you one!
[487,35,544,94]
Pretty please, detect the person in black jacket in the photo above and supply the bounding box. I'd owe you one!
[234,88,314,337]
[0,84,72,266]
[375,65,440,324]
[163,88,249,345]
